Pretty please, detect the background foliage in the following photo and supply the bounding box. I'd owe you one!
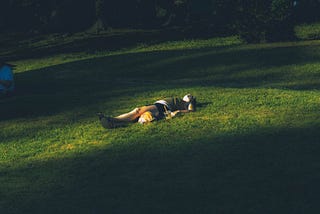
[2,1,320,213]
[1,0,320,42]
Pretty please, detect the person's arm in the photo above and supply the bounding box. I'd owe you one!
[176,103,195,113]
[170,109,189,116]
[0,80,13,88]
[171,103,195,116]
[178,109,191,113]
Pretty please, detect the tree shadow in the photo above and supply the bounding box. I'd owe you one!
[2,43,320,213]
[0,28,224,62]
[1,43,319,121]
[1,124,320,214]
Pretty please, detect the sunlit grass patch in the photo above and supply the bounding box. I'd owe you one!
[11,36,242,74]
[1,36,320,213]
[135,36,242,52]
[295,22,320,40]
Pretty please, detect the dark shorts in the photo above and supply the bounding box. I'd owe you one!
[154,103,166,120]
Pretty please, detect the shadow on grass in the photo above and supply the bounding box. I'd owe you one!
[1,124,320,214]
[2,42,320,213]
[0,28,223,62]
[1,42,320,121]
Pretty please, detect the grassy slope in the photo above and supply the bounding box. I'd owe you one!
[1,36,320,213]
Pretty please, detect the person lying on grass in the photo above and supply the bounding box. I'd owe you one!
[97,94,196,129]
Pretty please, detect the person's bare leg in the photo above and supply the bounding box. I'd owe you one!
[115,105,159,122]
[99,105,160,129]
[115,107,141,122]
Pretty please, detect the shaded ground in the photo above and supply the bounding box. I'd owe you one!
[1,42,320,121]
[2,124,320,214]
[0,27,221,62]
[1,39,320,214]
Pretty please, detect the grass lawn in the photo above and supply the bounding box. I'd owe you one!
[1,35,320,213]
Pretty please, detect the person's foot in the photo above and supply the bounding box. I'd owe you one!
[97,113,126,129]
[101,117,116,129]
[97,112,105,120]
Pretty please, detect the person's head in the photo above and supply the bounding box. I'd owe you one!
[183,94,195,102]
[183,94,196,111]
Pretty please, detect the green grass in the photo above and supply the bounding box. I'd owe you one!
[295,22,320,40]
[1,36,320,213]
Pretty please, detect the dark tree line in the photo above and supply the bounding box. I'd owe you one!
[1,0,320,42]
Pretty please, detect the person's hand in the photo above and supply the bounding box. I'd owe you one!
[170,110,181,117]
